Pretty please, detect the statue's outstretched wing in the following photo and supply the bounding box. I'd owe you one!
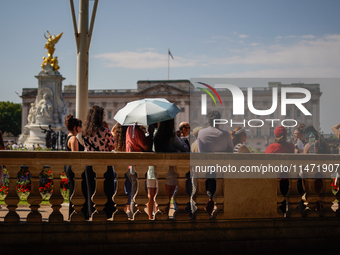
[52,32,63,44]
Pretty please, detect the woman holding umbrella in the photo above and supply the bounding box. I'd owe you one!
[114,98,182,220]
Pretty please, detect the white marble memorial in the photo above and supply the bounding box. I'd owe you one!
[21,63,67,149]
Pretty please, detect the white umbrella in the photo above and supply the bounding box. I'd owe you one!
[114,98,181,126]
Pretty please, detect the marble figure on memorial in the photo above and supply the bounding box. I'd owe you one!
[35,93,53,124]
[27,103,36,124]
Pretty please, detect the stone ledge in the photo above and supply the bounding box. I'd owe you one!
[1,218,340,254]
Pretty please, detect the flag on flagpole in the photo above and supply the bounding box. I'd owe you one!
[168,49,174,60]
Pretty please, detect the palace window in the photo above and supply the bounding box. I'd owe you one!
[256,128,261,137]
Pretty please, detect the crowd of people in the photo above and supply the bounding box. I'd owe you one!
[63,106,192,220]
[61,107,335,220]
[1,107,340,218]
[191,110,333,155]
[1,141,22,150]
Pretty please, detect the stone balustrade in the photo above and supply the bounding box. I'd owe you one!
[0,151,339,223]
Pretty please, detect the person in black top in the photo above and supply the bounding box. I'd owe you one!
[64,114,83,219]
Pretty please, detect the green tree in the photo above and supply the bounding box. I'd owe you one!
[0,101,22,137]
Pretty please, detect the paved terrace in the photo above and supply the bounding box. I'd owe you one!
[0,151,340,254]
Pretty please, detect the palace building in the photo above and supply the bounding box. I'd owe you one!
[21,79,192,134]
[21,80,321,152]
[189,81,321,151]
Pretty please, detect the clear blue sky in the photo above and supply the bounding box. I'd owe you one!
[0,0,339,132]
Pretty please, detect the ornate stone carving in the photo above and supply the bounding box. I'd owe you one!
[35,93,53,124]
[27,103,36,124]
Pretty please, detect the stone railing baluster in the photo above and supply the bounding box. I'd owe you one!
[48,165,64,222]
[1,151,340,223]
[4,165,21,223]
[92,165,108,221]
[172,166,189,220]
[113,165,131,221]
[305,178,320,217]
[322,178,335,217]
[152,166,165,221]
[277,179,288,217]
[26,164,43,223]
[69,165,86,222]
[134,168,149,221]
[286,179,301,217]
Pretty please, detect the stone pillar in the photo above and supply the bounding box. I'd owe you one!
[21,103,30,134]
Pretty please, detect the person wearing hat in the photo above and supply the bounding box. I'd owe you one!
[230,127,250,153]
[265,125,294,153]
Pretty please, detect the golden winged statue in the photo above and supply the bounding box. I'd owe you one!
[41,31,63,71]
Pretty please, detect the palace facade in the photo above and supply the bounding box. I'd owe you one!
[21,79,192,133]
[21,80,321,151]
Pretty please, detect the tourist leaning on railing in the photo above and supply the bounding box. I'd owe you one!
[64,114,83,219]
[82,106,116,220]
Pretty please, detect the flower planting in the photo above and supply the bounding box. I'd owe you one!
[0,168,9,200]
[0,166,70,203]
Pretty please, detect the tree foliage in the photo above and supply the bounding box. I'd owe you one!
[0,101,22,136]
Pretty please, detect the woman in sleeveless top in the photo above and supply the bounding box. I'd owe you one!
[64,115,83,219]
[230,127,250,153]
